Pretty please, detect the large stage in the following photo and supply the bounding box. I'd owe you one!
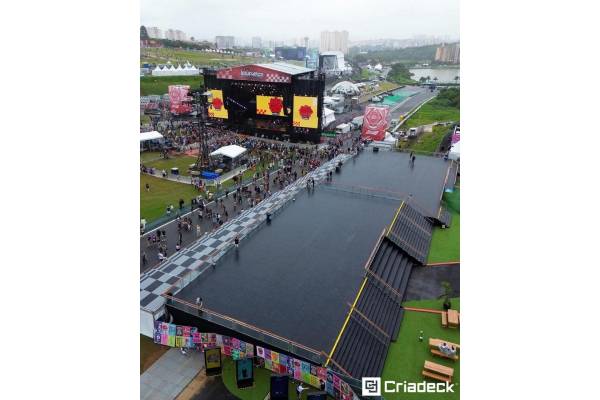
[164,149,452,367]
[203,62,325,143]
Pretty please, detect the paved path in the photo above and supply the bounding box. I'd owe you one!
[140,348,204,400]
[143,165,248,186]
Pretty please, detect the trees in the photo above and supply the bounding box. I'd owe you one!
[388,63,415,84]
[431,87,460,108]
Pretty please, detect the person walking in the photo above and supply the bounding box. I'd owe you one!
[234,235,240,248]
[142,252,147,267]
[196,297,203,315]
[196,224,201,237]
[296,383,306,400]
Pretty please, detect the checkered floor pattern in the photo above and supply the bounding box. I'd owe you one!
[140,154,352,312]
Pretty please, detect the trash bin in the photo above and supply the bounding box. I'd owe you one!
[171,167,179,175]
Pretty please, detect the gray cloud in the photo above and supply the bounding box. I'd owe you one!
[141,0,458,42]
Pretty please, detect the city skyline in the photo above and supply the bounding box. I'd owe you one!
[141,0,459,42]
[143,26,458,50]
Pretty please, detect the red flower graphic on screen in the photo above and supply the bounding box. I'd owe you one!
[212,97,223,110]
[268,97,283,115]
[299,104,313,120]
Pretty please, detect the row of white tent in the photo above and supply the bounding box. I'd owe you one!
[152,63,200,76]
[366,63,383,71]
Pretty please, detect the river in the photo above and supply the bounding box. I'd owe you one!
[409,68,460,84]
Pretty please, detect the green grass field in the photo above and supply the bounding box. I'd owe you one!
[141,47,266,67]
[140,174,200,222]
[140,75,204,96]
[381,298,460,400]
[140,151,162,163]
[404,102,460,128]
[427,190,460,264]
[399,125,450,153]
[221,357,330,400]
[144,155,198,176]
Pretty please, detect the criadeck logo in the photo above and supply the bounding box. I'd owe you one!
[362,377,454,396]
[362,377,381,396]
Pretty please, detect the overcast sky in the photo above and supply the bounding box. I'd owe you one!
[141,0,459,42]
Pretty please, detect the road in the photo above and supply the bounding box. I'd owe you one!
[388,86,438,120]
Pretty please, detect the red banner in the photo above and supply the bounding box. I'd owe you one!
[361,106,390,141]
[216,65,291,83]
[168,85,192,114]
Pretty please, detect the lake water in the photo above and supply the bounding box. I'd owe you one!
[409,68,460,84]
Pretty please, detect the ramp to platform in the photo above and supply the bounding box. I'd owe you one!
[386,202,433,264]
[328,237,415,379]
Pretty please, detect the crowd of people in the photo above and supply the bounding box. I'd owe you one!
[141,123,364,267]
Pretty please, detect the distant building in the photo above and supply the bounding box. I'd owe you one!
[274,46,307,61]
[435,43,460,64]
[174,30,187,41]
[146,26,163,39]
[215,36,235,49]
[319,51,352,77]
[320,31,349,54]
[251,36,262,49]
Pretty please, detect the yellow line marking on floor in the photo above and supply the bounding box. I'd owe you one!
[325,276,368,366]
[386,201,405,236]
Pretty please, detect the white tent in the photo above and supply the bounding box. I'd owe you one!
[210,145,247,160]
[331,81,361,96]
[140,131,163,142]
[449,141,460,160]
[152,63,200,76]
[322,107,335,127]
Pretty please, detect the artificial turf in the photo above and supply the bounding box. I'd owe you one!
[381,297,460,400]
[144,155,199,176]
[427,189,460,264]
[220,357,332,400]
[140,174,201,222]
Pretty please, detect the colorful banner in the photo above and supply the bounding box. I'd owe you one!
[361,105,390,141]
[256,95,285,116]
[207,89,228,119]
[216,65,292,83]
[168,85,192,115]
[452,126,460,144]
[152,323,361,399]
[293,96,318,129]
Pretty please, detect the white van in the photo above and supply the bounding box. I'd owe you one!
[335,123,351,134]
